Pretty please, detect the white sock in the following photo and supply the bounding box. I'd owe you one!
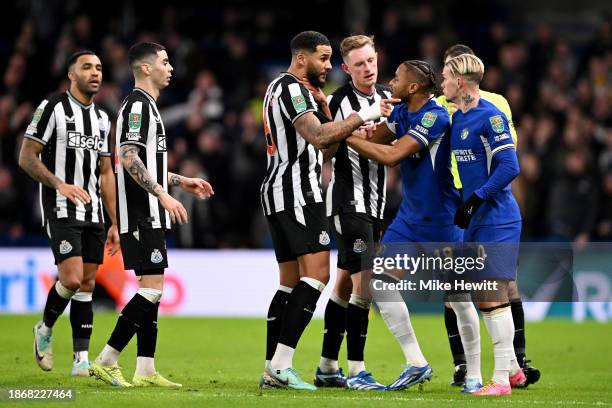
[97,344,120,366]
[72,291,93,302]
[319,357,338,373]
[510,355,520,375]
[271,343,295,371]
[348,360,366,377]
[74,350,89,363]
[40,322,52,336]
[482,307,515,386]
[55,281,76,299]
[265,359,271,369]
[300,277,326,292]
[450,301,482,383]
[349,293,371,309]
[135,356,156,376]
[137,288,163,304]
[376,301,428,367]
[330,292,349,308]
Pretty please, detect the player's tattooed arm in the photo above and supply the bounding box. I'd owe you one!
[120,145,164,196]
[294,112,363,149]
[19,138,91,205]
[168,172,183,186]
[18,138,63,189]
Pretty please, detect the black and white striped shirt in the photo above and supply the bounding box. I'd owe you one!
[326,82,391,219]
[116,88,169,234]
[24,91,112,225]
[260,72,324,216]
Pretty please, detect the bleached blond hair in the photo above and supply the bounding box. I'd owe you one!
[444,53,485,84]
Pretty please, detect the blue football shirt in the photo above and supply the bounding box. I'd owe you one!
[450,98,521,226]
[386,98,460,226]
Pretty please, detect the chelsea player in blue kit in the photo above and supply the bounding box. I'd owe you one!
[441,53,524,396]
[346,60,462,390]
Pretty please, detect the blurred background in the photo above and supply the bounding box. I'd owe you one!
[0,0,610,250]
[0,0,610,319]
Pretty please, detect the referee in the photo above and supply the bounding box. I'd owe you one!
[19,50,119,377]
[90,42,213,388]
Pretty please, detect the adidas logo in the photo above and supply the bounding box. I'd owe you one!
[59,240,73,254]
[150,249,163,264]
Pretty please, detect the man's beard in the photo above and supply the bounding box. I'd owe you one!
[306,65,325,88]
[76,79,98,97]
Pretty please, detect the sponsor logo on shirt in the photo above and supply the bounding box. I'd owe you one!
[67,131,104,151]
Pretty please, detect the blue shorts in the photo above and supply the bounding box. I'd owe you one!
[383,218,464,244]
[381,220,463,270]
[463,221,521,281]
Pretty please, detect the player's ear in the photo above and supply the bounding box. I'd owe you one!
[67,69,76,82]
[341,63,350,75]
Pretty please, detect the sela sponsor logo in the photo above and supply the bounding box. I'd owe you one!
[319,231,330,246]
[59,240,73,255]
[353,239,367,253]
[151,249,164,264]
[67,131,104,151]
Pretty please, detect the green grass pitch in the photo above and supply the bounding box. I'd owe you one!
[1,313,611,407]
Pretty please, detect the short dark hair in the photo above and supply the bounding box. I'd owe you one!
[290,31,330,55]
[128,42,166,70]
[66,50,96,71]
[402,60,438,94]
[443,44,475,61]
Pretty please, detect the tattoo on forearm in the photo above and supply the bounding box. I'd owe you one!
[303,114,362,149]
[20,151,62,189]
[169,174,182,186]
[121,145,164,196]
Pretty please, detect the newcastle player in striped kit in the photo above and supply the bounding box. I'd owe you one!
[19,51,119,377]
[314,35,391,390]
[90,42,213,388]
[259,31,397,390]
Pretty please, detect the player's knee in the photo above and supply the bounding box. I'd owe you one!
[59,275,82,292]
[79,279,95,293]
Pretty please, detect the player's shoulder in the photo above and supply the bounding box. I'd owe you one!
[329,82,353,100]
[478,98,505,117]
[375,83,392,97]
[422,99,450,122]
[39,91,68,110]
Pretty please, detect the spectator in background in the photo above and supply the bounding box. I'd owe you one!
[547,149,599,244]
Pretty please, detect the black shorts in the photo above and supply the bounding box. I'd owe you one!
[119,227,168,275]
[266,203,331,263]
[330,212,383,274]
[45,218,105,265]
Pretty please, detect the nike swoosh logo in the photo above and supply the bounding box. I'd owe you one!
[267,317,276,322]
[34,338,44,361]
[448,334,460,338]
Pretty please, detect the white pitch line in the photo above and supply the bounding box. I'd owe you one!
[83,390,612,407]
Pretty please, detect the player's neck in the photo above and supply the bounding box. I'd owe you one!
[352,81,375,96]
[286,65,305,81]
[406,93,430,112]
[458,87,480,113]
[134,80,160,101]
[69,86,94,106]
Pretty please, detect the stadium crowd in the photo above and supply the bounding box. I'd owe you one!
[0,1,610,248]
